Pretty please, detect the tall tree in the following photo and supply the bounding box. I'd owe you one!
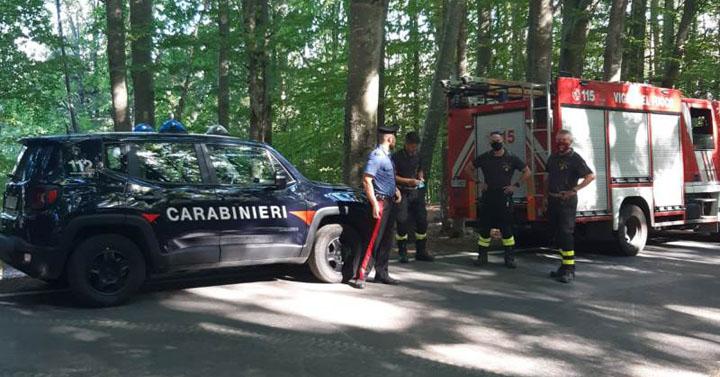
[105,0,130,131]
[649,0,661,78]
[526,0,554,82]
[661,0,676,67]
[343,0,388,187]
[558,0,597,77]
[661,0,701,87]
[408,0,422,129]
[418,0,467,180]
[130,0,155,126]
[623,0,647,82]
[55,0,79,133]
[475,0,493,76]
[603,0,630,81]
[378,0,390,129]
[218,0,230,128]
[244,0,272,143]
[456,11,468,77]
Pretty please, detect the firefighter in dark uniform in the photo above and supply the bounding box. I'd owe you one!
[392,131,434,263]
[348,124,402,289]
[464,131,531,268]
[545,129,595,283]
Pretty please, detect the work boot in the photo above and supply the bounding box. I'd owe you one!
[397,239,409,263]
[415,239,434,262]
[504,248,517,269]
[550,266,575,283]
[474,247,489,266]
[349,278,366,289]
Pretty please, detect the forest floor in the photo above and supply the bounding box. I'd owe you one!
[0,207,718,376]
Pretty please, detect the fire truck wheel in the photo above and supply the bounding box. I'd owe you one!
[309,224,360,283]
[615,204,647,256]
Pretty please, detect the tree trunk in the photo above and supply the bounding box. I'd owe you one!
[55,0,79,133]
[409,0,422,129]
[661,0,699,88]
[378,0,390,129]
[623,0,647,82]
[558,0,595,78]
[418,0,467,181]
[244,0,272,143]
[130,0,155,126]
[343,0,388,187]
[475,0,493,76]
[603,0,630,81]
[526,0,554,82]
[661,0,676,69]
[105,0,130,131]
[218,0,230,127]
[649,0,661,79]
[456,12,468,77]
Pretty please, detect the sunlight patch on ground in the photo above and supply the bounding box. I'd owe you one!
[183,282,415,332]
[50,326,110,342]
[402,343,570,376]
[666,305,720,324]
[629,363,708,377]
[642,331,720,361]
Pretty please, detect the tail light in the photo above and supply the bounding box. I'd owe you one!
[29,186,59,210]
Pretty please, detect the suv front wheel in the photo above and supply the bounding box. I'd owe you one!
[309,224,359,283]
[67,234,146,307]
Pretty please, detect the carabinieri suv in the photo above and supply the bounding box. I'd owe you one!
[0,133,370,306]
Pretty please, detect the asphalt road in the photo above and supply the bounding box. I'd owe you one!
[0,234,718,377]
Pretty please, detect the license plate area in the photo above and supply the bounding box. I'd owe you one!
[4,195,18,211]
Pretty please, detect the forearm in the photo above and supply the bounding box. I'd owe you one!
[573,174,595,192]
[395,176,416,186]
[363,178,378,207]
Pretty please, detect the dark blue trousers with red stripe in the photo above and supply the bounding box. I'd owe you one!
[347,197,395,281]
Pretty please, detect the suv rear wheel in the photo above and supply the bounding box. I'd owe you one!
[309,224,359,283]
[67,234,146,307]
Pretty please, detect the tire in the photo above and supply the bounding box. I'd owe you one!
[309,224,360,283]
[615,204,648,256]
[67,234,146,307]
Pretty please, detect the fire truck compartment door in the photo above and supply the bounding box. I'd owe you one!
[650,113,683,208]
[474,110,527,200]
[609,111,651,180]
[560,107,609,213]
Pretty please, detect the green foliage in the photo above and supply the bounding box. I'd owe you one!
[0,0,718,198]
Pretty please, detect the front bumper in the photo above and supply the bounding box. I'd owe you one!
[0,235,65,280]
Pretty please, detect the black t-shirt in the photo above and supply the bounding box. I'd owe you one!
[392,149,420,184]
[546,149,593,193]
[473,150,527,190]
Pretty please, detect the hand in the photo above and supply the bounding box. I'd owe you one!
[503,185,516,195]
[394,188,402,203]
[479,183,488,192]
[413,179,423,187]
[371,203,381,219]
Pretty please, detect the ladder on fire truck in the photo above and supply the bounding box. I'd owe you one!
[446,77,553,219]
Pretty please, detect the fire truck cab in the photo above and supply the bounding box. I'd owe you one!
[446,76,720,255]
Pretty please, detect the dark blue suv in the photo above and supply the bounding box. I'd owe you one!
[0,133,370,306]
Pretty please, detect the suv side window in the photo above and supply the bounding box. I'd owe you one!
[206,144,286,186]
[133,142,203,184]
[104,143,131,174]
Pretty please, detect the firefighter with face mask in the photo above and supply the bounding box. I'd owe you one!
[393,131,433,263]
[545,129,595,283]
[465,131,531,268]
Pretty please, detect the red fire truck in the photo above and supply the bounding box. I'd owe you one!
[446,76,720,255]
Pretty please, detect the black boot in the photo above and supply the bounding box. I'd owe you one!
[474,246,489,266]
[415,239,434,262]
[398,239,409,263]
[550,266,575,283]
[504,247,517,269]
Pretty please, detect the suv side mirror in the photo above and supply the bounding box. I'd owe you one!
[275,171,288,189]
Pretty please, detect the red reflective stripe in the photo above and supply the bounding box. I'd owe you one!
[357,200,385,280]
